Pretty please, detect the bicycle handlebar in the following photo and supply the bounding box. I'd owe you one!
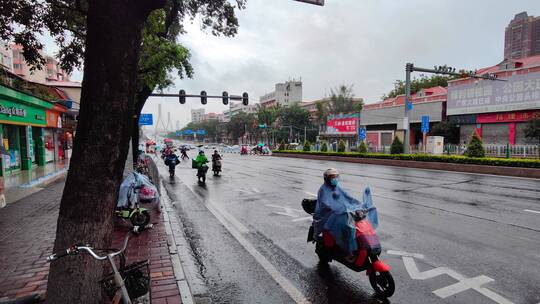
[47,234,130,262]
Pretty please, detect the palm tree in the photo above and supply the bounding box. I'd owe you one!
[327,84,364,114]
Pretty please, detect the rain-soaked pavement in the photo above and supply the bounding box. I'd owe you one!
[157,149,540,304]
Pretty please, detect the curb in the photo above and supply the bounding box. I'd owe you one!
[160,179,195,304]
[19,168,68,188]
[272,153,540,179]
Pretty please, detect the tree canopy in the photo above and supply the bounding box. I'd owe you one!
[381,74,463,100]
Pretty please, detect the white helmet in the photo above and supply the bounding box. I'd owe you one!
[323,168,339,178]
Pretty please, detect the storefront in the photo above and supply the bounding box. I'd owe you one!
[447,62,540,145]
[0,84,56,175]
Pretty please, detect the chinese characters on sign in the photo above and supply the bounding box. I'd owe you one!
[447,72,540,115]
[326,114,358,134]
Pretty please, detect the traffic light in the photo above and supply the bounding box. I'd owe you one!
[201,90,207,105]
[179,89,186,104]
[242,92,249,105]
[222,91,229,105]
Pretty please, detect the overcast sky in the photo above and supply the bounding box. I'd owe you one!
[56,0,540,129]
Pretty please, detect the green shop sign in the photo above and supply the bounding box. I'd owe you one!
[0,85,51,126]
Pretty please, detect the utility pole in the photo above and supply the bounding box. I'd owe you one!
[403,63,505,154]
[304,126,307,143]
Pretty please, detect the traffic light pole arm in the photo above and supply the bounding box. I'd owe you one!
[409,66,507,81]
[150,93,244,100]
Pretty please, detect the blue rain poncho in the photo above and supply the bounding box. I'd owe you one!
[313,184,378,255]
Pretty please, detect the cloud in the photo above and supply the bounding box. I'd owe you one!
[49,0,540,129]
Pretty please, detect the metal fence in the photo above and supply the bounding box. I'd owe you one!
[443,144,539,158]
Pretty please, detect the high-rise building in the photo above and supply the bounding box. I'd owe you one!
[504,12,540,59]
[191,108,205,123]
[260,79,302,108]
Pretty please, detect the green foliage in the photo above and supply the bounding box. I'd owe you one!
[464,132,485,158]
[321,142,328,152]
[328,85,363,114]
[381,74,463,100]
[279,104,311,127]
[257,107,278,126]
[225,112,256,140]
[278,140,286,151]
[337,140,346,153]
[315,100,328,126]
[303,140,311,152]
[358,141,368,153]
[390,137,403,154]
[272,150,540,169]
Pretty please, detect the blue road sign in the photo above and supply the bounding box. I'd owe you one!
[406,101,413,111]
[184,129,193,135]
[196,129,206,135]
[421,115,430,133]
[175,130,181,136]
[139,113,153,125]
[359,128,366,140]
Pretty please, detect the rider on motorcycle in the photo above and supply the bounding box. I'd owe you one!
[211,150,222,173]
[180,146,189,160]
[313,168,378,258]
[194,150,209,182]
[164,151,180,177]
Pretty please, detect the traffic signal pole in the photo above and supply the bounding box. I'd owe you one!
[402,63,505,154]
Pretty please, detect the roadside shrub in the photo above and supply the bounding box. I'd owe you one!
[358,141,368,154]
[303,140,311,152]
[337,140,346,153]
[271,150,540,168]
[321,142,328,152]
[390,137,403,154]
[278,140,286,151]
[464,132,485,158]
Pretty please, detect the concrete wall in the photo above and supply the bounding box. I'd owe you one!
[361,101,443,126]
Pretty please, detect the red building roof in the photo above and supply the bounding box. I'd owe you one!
[364,86,447,110]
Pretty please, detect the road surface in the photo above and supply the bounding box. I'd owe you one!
[156,150,540,304]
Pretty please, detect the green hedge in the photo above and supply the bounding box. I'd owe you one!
[271,150,540,169]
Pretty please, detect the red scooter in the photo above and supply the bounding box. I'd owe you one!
[302,198,395,298]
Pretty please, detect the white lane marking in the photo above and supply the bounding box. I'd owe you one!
[387,250,425,259]
[400,256,514,304]
[524,209,540,214]
[292,216,313,222]
[181,182,310,303]
[304,191,317,197]
[266,204,305,217]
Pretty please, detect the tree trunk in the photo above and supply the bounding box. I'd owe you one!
[46,1,164,303]
[131,86,153,162]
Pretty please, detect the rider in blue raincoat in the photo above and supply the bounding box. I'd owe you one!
[313,168,378,256]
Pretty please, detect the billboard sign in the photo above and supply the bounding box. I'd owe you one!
[326,114,358,135]
[447,72,540,115]
[139,113,153,125]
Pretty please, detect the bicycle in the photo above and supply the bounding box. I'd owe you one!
[47,233,150,304]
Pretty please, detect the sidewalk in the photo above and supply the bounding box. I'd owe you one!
[2,160,68,206]
[0,177,188,303]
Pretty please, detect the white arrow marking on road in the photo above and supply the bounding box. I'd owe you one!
[433,275,494,298]
[401,256,514,304]
[524,209,540,214]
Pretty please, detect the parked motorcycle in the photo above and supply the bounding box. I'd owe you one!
[212,159,222,176]
[301,198,395,298]
[116,186,151,227]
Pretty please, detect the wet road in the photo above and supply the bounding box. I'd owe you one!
[157,150,540,304]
